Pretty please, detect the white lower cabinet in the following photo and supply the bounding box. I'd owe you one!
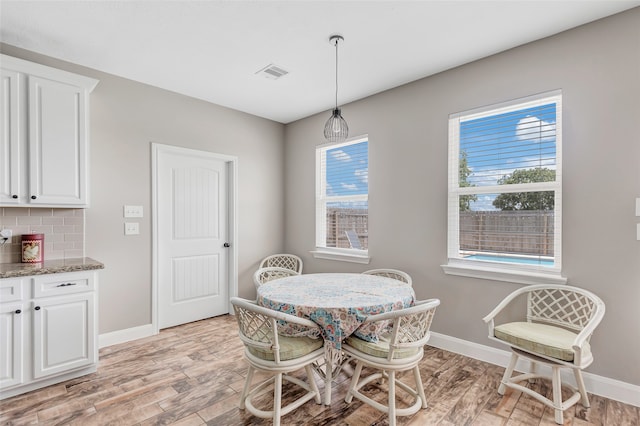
[0,270,98,399]
[32,291,96,379]
[0,298,24,389]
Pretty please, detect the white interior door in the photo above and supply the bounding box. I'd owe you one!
[155,145,230,329]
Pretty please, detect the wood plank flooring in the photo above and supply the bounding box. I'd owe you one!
[1,315,638,425]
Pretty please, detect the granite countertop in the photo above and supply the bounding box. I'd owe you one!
[0,257,104,279]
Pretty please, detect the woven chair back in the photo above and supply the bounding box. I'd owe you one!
[363,269,412,285]
[394,304,437,345]
[253,267,298,288]
[527,287,600,332]
[364,299,439,360]
[260,254,303,274]
[232,298,321,364]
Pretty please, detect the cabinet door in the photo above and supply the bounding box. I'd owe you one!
[32,292,95,379]
[0,302,24,389]
[28,76,88,206]
[0,69,22,205]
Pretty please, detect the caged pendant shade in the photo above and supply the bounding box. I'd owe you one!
[324,35,349,143]
[324,108,348,142]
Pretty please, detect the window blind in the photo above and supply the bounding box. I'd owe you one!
[316,137,368,251]
[448,92,562,270]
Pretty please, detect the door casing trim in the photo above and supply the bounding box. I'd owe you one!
[150,142,238,335]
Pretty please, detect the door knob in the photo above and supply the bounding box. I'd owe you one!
[223,242,230,248]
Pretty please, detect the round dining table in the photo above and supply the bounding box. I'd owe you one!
[256,272,415,404]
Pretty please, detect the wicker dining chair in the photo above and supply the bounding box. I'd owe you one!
[483,284,605,425]
[342,299,440,426]
[253,267,299,290]
[259,253,303,274]
[362,269,412,286]
[231,297,324,426]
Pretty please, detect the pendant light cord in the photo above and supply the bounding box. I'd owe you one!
[334,37,339,110]
[324,35,348,143]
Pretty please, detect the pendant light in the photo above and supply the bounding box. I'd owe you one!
[324,35,349,143]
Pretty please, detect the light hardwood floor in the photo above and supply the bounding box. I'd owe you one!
[1,315,638,425]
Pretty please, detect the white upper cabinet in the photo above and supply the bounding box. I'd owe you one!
[0,55,98,207]
[0,68,22,205]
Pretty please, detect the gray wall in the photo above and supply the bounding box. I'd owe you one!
[284,9,640,386]
[2,7,638,387]
[0,43,286,334]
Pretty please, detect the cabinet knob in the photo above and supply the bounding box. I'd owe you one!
[31,195,37,200]
[34,306,41,310]
[12,195,18,199]
[15,309,21,314]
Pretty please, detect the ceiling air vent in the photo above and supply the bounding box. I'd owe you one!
[255,63,289,80]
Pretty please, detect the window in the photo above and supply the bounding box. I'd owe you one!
[443,91,566,284]
[314,136,369,263]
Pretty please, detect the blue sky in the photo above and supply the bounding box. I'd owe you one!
[321,103,556,212]
[460,102,557,210]
[325,141,368,197]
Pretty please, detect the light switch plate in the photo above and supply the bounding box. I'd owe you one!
[636,198,640,216]
[124,222,140,235]
[637,223,640,241]
[124,205,143,218]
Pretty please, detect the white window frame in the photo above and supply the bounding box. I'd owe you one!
[311,135,370,264]
[442,91,566,285]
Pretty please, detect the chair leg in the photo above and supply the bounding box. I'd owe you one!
[388,370,397,426]
[345,361,364,404]
[552,366,564,425]
[239,366,255,410]
[324,355,333,405]
[573,368,590,408]
[528,360,537,383]
[413,366,428,409]
[273,372,283,426]
[305,365,322,404]
[378,369,387,385]
[499,352,518,395]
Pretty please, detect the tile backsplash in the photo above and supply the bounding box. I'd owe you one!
[0,207,85,263]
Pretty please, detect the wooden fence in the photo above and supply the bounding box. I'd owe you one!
[324,208,553,256]
[460,210,554,256]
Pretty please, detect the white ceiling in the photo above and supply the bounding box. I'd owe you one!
[1,1,638,124]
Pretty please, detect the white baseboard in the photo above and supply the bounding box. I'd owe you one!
[428,331,640,408]
[98,324,156,349]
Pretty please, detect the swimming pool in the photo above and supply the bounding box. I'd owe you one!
[464,254,554,267]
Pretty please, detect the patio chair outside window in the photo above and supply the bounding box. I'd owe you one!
[345,230,362,250]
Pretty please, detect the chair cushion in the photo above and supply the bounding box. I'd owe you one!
[494,322,590,362]
[344,333,420,359]
[248,335,323,361]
